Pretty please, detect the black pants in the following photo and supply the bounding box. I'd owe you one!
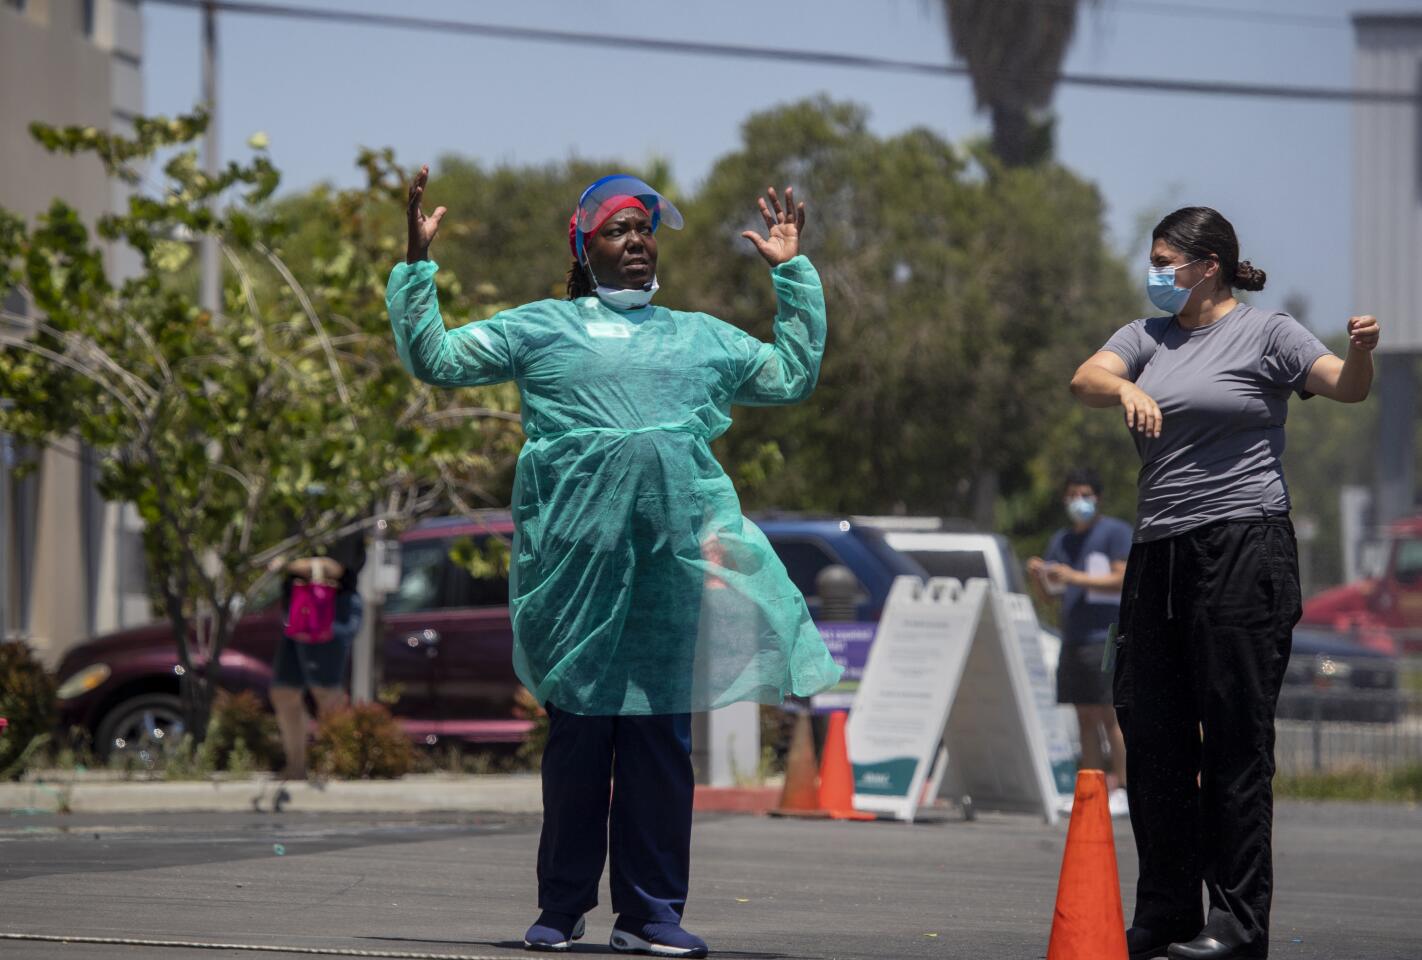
[1114,517,1301,958]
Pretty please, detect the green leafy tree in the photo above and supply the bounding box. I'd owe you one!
[0,640,56,779]
[1278,296,1384,591]
[0,115,521,742]
[664,98,1137,528]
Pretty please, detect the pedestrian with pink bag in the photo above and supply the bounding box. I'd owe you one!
[268,532,366,779]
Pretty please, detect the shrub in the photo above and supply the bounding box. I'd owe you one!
[152,735,211,780]
[1276,765,1422,803]
[0,641,57,780]
[416,741,529,775]
[309,703,414,779]
[514,686,548,767]
[759,703,797,777]
[199,690,282,773]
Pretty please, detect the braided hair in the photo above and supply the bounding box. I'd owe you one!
[566,257,595,299]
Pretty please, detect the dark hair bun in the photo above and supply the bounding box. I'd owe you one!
[1234,260,1267,292]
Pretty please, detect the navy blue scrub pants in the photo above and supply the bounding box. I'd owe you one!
[537,704,694,923]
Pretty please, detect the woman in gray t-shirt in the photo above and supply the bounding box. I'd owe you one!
[1069,206,1379,960]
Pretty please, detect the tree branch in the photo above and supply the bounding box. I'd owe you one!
[419,406,523,424]
[27,315,158,404]
[255,241,355,415]
[0,331,145,420]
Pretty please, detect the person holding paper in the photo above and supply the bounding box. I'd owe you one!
[1069,206,1379,960]
[1027,467,1131,817]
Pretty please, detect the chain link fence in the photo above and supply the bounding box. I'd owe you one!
[1275,627,1422,777]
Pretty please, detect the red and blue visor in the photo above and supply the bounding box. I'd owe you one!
[570,174,683,261]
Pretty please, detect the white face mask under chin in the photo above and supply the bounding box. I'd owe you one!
[594,277,658,310]
[586,260,658,310]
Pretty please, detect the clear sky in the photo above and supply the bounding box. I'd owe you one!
[142,0,1417,335]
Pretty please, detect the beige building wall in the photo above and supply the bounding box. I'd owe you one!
[1,0,149,666]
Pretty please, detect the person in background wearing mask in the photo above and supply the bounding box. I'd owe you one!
[1070,206,1379,960]
[388,167,842,957]
[1028,467,1131,818]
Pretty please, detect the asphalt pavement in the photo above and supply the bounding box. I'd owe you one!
[1,801,1419,960]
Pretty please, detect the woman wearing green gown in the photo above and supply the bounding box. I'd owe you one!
[388,168,842,957]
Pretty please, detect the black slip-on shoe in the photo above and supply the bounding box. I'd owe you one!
[1129,925,1198,960]
[1167,935,1248,960]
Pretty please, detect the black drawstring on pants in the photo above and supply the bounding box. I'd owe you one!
[1165,539,1176,621]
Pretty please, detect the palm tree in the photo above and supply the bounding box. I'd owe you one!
[942,0,1089,166]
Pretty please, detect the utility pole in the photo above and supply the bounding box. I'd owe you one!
[199,1,221,317]
[1374,354,1418,526]
[0,398,12,641]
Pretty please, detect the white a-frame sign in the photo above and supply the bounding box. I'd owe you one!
[845,577,1060,824]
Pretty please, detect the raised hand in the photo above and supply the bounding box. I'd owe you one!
[406,164,447,264]
[741,186,806,267]
[1347,315,1380,352]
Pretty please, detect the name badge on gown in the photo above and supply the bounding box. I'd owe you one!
[587,322,632,338]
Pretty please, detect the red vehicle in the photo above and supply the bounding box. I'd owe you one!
[54,514,532,757]
[1300,515,1422,654]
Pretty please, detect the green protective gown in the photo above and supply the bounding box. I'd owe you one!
[386,255,843,715]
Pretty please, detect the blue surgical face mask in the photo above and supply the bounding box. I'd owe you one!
[1146,259,1204,314]
[1066,496,1097,525]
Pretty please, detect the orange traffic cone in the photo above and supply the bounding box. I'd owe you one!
[772,709,822,814]
[818,711,876,821]
[1046,770,1129,960]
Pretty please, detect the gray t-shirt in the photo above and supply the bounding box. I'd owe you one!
[1102,304,1330,543]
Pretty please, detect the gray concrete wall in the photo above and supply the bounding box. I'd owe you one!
[1353,15,1422,354]
[1,1,149,663]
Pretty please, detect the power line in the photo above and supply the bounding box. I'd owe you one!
[1123,2,1341,29]
[143,0,1421,106]
[1031,0,1346,30]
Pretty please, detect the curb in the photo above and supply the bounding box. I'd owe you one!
[693,785,781,814]
[2,777,783,816]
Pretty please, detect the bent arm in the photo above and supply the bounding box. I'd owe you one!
[386,260,515,388]
[732,256,826,405]
[1304,350,1373,403]
[1070,351,1133,407]
[1066,559,1127,591]
[286,557,345,582]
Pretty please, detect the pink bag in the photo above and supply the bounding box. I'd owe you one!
[287,574,337,645]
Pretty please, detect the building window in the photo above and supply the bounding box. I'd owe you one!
[769,538,846,602]
[82,0,95,36]
[383,541,451,614]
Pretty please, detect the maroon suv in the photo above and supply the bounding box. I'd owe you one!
[54,515,533,756]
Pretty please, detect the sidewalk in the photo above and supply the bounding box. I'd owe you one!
[1,773,783,816]
[0,773,544,815]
